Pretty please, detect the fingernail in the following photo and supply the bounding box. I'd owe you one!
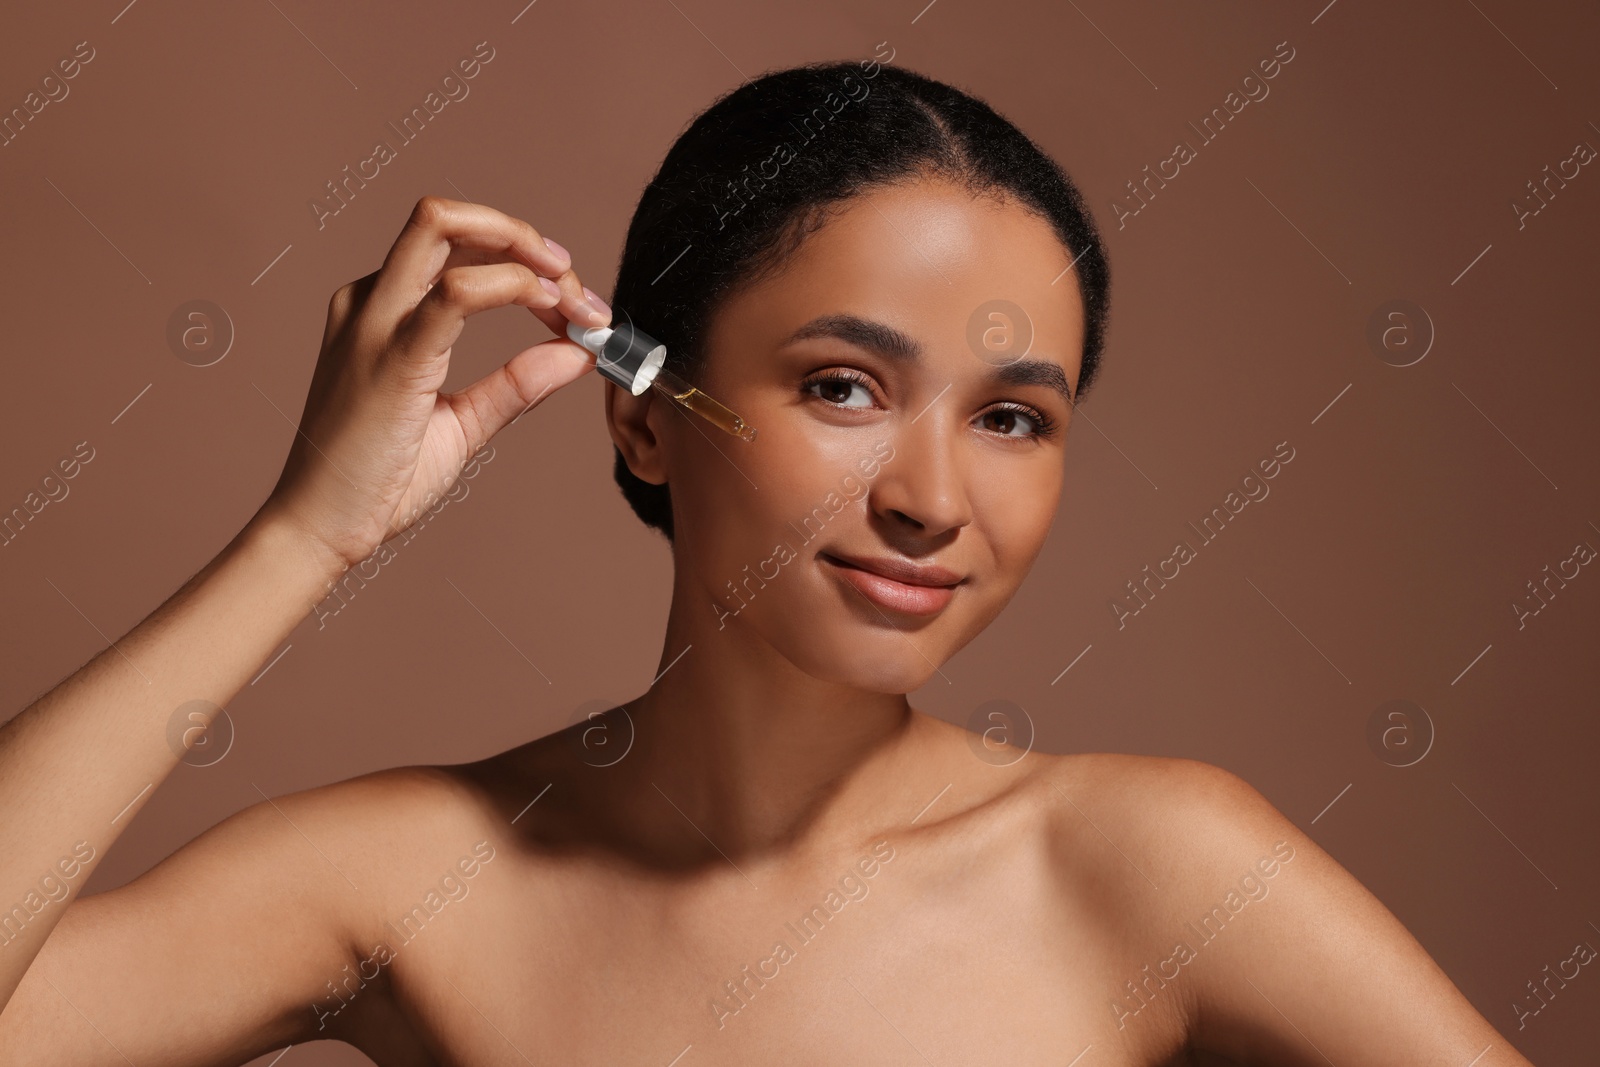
[538,276,561,299]
[582,286,611,324]
[543,237,570,264]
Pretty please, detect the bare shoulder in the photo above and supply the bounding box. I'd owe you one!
[1009,751,1527,1064]
[1029,749,1269,810]
[1014,750,1292,857]
[910,714,1271,837]
[247,762,511,1061]
[222,761,513,986]
[249,761,506,878]
[917,716,1298,903]
[282,759,517,917]
[0,762,499,1067]
[1016,750,1306,946]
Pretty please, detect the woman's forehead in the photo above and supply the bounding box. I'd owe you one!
[705,181,1086,378]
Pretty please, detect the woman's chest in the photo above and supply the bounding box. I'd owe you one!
[371,841,1190,1066]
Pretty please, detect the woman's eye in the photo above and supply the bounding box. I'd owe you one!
[981,407,1041,437]
[805,375,875,409]
[802,374,1054,439]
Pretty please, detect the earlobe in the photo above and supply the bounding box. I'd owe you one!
[604,378,668,486]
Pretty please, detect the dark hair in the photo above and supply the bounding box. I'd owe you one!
[609,59,1111,542]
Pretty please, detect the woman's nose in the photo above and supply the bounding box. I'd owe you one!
[869,414,973,537]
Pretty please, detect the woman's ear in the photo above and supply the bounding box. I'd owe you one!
[604,378,668,486]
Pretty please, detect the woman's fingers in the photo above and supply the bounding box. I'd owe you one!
[390,261,565,372]
[524,271,611,340]
[368,196,573,326]
[428,239,613,341]
[446,337,597,456]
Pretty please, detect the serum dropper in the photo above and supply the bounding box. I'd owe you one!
[566,316,757,442]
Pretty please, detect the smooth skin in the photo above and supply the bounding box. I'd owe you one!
[0,188,1536,1066]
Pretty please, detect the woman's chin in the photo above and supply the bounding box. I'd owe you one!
[772,626,950,694]
[700,572,970,692]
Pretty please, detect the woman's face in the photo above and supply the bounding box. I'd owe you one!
[617,176,1087,693]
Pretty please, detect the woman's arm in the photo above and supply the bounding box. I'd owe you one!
[0,485,348,1000]
[0,764,433,1066]
[1136,760,1538,1066]
[0,196,607,1043]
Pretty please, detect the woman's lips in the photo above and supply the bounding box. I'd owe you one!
[818,553,958,616]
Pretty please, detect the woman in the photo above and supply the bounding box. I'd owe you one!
[0,59,1533,1066]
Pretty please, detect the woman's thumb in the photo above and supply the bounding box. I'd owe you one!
[448,337,596,453]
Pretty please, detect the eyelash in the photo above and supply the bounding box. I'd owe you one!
[799,368,1060,440]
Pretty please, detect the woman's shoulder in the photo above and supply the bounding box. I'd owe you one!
[1014,750,1294,870]
[921,710,1264,826]
[991,748,1514,1063]
[246,761,515,898]
[282,760,504,822]
[994,748,1309,957]
[1029,750,1269,812]
[906,721,1297,902]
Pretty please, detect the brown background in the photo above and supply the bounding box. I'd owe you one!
[2,1,1597,1063]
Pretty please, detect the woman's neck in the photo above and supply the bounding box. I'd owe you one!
[588,581,926,862]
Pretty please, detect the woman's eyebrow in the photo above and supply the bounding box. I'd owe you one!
[782,313,920,361]
[993,358,1077,405]
[780,313,1077,404]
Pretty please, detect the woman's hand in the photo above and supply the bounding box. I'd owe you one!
[259,195,610,572]
[0,194,612,1021]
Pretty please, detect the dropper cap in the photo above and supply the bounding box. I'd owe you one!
[566,318,666,396]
